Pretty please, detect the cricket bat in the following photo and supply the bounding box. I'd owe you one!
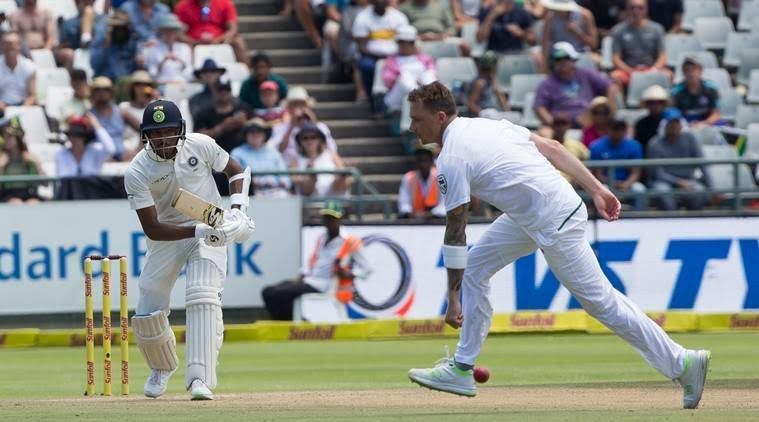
[171,188,225,228]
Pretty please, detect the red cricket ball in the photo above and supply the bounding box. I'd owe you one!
[473,366,490,383]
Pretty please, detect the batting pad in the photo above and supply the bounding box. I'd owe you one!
[184,259,224,390]
[132,311,179,371]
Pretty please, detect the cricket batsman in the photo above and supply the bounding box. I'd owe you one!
[124,100,255,400]
[406,82,709,409]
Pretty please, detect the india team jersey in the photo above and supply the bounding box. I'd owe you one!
[125,133,229,225]
[436,117,582,245]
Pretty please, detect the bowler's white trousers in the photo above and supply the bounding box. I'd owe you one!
[136,237,227,388]
[455,204,686,379]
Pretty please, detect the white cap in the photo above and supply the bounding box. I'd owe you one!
[542,0,580,11]
[395,25,418,42]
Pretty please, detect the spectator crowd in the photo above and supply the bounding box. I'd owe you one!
[0,0,757,212]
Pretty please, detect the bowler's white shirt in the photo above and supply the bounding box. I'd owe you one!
[124,133,228,225]
[437,117,582,245]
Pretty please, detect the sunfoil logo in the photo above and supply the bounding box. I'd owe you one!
[0,231,264,281]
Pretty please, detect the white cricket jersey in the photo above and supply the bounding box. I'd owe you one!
[124,133,229,225]
[437,117,582,245]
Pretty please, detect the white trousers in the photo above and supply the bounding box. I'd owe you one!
[454,204,686,379]
[136,237,227,388]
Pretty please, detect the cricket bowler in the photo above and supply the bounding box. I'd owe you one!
[124,100,255,400]
[406,82,709,409]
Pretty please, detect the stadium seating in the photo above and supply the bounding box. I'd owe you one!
[460,21,486,57]
[701,144,756,193]
[30,49,56,69]
[495,54,536,94]
[745,124,759,159]
[509,74,546,109]
[719,88,742,122]
[723,33,759,68]
[735,104,759,128]
[701,68,732,93]
[0,0,16,13]
[436,57,478,90]
[4,106,51,145]
[690,126,727,146]
[520,92,540,129]
[738,0,759,31]
[72,48,93,80]
[737,49,759,85]
[44,86,75,121]
[627,71,670,108]
[576,53,597,70]
[683,0,726,32]
[400,94,411,132]
[600,36,614,70]
[38,0,78,20]
[665,34,704,68]
[419,41,461,59]
[35,68,71,105]
[692,17,734,50]
[616,108,648,128]
[163,82,204,103]
[193,44,237,68]
[746,70,759,104]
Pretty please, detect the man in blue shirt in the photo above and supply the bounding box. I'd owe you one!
[90,11,142,82]
[477,0,534,53]
[119,0,171,46]
[590,118,647,210]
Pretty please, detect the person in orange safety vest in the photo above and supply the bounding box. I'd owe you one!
[398,146,446,219]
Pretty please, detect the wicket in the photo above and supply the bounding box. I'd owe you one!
[84,255,129,396]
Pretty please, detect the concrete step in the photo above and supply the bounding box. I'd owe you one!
[314,101,373,120]
[239,15,300,32]
[323,119,390,138]
[302,84,356,102]
[244,31,313,50]
[344,156,413,175]
[264,49,321,67]
[364,174,403,194]
[336,136,404,156]
[274,66,322,84]
[237,0,281,16]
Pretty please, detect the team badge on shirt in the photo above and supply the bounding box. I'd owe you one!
[188,156,199,167]
[437,174,447,195]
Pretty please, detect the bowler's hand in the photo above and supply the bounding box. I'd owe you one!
[592,185,621,221]
[445,295,463,329]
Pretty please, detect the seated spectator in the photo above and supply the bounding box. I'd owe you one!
[9,0,56,50]
[146,13,193,85]
[477,0,535,54]
[551,112,588,184]
[271,86,338,163]
[0,31,36,113]
[352,0,409,104]
[609,0,667,87]
[589,118,647,210]
[647,108,710,210]
[322,0,352,56]
[230,118,291,197]
[239,52,289,111]
[119,0,171,46]
[194,76,252,153]
[541,0,598,67]
[451,0,481,28]
[292,0,329,49]
[290,122,350,197]
[254,81,287,124]
[58,0,103,69]
[174,0,248,63]
[262,201,371,320]
[398,146,445,218]
[55,114,116,177]
[576,0,624,38]
[399,0,469,55]
[189,59,226,119]
[60,69,91,123]
[119,71,159,153]
[89,77,127,159]
[467,51,510,120]
[634,84,668,149]
[670,56,720,127]
[90,11,143,82]
[535,42,616,128]
[382,25,437,112]
[580,96,612,146]
[59,0,100,49]
[335,0,371,100]
[0,117,43,204]
[647,0,682,33]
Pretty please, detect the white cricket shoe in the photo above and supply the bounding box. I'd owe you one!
[189,379,214,401]
[408,347,476,397]
[144,368,176,398]
[677,349,711,409]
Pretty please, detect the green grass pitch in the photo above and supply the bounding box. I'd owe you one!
[0,332,757,421]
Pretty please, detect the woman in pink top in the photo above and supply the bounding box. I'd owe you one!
[581,96,612,147]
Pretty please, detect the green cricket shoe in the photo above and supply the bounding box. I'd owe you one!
[408,349,476,397]
[677,349,711,409]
